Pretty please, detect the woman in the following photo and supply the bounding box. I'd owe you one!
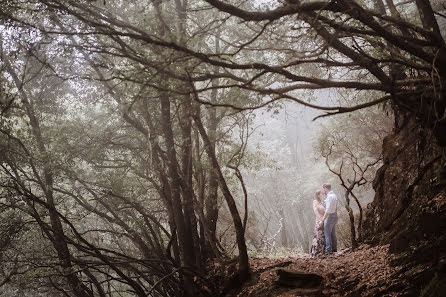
[310,190,326,258]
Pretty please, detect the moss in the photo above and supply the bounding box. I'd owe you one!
[419,273,446,297]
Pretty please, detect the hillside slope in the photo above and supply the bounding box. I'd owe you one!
[228,244,433,296]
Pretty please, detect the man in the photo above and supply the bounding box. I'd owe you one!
[319,183,338,254]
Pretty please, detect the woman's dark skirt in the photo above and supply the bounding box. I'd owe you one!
[310,222,326,258]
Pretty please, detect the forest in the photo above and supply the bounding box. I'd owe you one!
[0,0,445,296]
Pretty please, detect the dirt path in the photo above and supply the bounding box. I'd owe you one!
[235,244,410,296]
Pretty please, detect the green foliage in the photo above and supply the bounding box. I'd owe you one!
[0,0,444,294]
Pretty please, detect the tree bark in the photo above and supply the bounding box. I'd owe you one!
[414,0,443,43]
[344,189,358,249]
[296,209,310,252]
[279,209,289,248]
[351,191,363,242]
[193,107,250,282]
[159,92,196,296]
[180,92,201,267]
[206,91,221,251]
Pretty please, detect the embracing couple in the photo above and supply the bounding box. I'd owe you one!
[310,183,338,258]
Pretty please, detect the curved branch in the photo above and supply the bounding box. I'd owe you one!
[203,0,331,21]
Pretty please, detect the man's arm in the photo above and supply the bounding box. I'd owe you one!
[322,212,329,221]
[319,212,328,227]
[319,194,333,227]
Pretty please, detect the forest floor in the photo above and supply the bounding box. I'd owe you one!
[216,244,437,297]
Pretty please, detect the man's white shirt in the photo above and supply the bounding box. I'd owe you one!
[325,191,338,214]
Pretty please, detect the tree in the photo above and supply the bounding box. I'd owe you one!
[316,104,393,248]
[1,0,445,295]
[1,1,259,295]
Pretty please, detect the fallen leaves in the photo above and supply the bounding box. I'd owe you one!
[236,244,406,296]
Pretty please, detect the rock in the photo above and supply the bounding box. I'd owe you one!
[389,231,411,254]
[419,213,446,236]
[277,287,322,296]
[363,115,446,246]
[276,269,323,289]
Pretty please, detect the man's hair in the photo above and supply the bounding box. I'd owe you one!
[323,183,331,190]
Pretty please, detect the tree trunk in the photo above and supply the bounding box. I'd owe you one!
[193,123,222,261]
[141,96,182,267]
[193,108,250,283]
[159,92,196,296]
[296,209,310,252]
[372,0,386,14]
[414,0,446,76]
[414,0,443,43]
[351,192,363,242]
[180,93,201,267]
[279,209,289,248]
[1,45,95,297]
[344,191,358,249]
[206,96,220,250]
[291,210,306,251]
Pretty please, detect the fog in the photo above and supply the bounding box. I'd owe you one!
[0,0,400,295]
[235,90,354,253]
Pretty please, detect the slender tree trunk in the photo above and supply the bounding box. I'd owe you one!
[372,0,386,14]
[384,0,400,18]
[351,192,363,242]
[180,93,201,267]
[193,125,211,261]
[206,105,220,248]
[1,45,94,297]
[414,0,443,43]
[160,92,196,296]
[296,209,310,251]
[141,96,182,268]
[205,34,223,251]
[414,0,446,76]
[291,210,306,251]
[193,123,221,261]
[172,0,201,270]
[278,209,288,248]
[193,108,250,282]
[344,188,358,249]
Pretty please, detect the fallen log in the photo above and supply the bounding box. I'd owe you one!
[276,269,323,296]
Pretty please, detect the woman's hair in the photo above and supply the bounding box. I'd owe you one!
[314,190,322,203]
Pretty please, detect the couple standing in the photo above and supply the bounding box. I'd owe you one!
[310,183,338,258]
